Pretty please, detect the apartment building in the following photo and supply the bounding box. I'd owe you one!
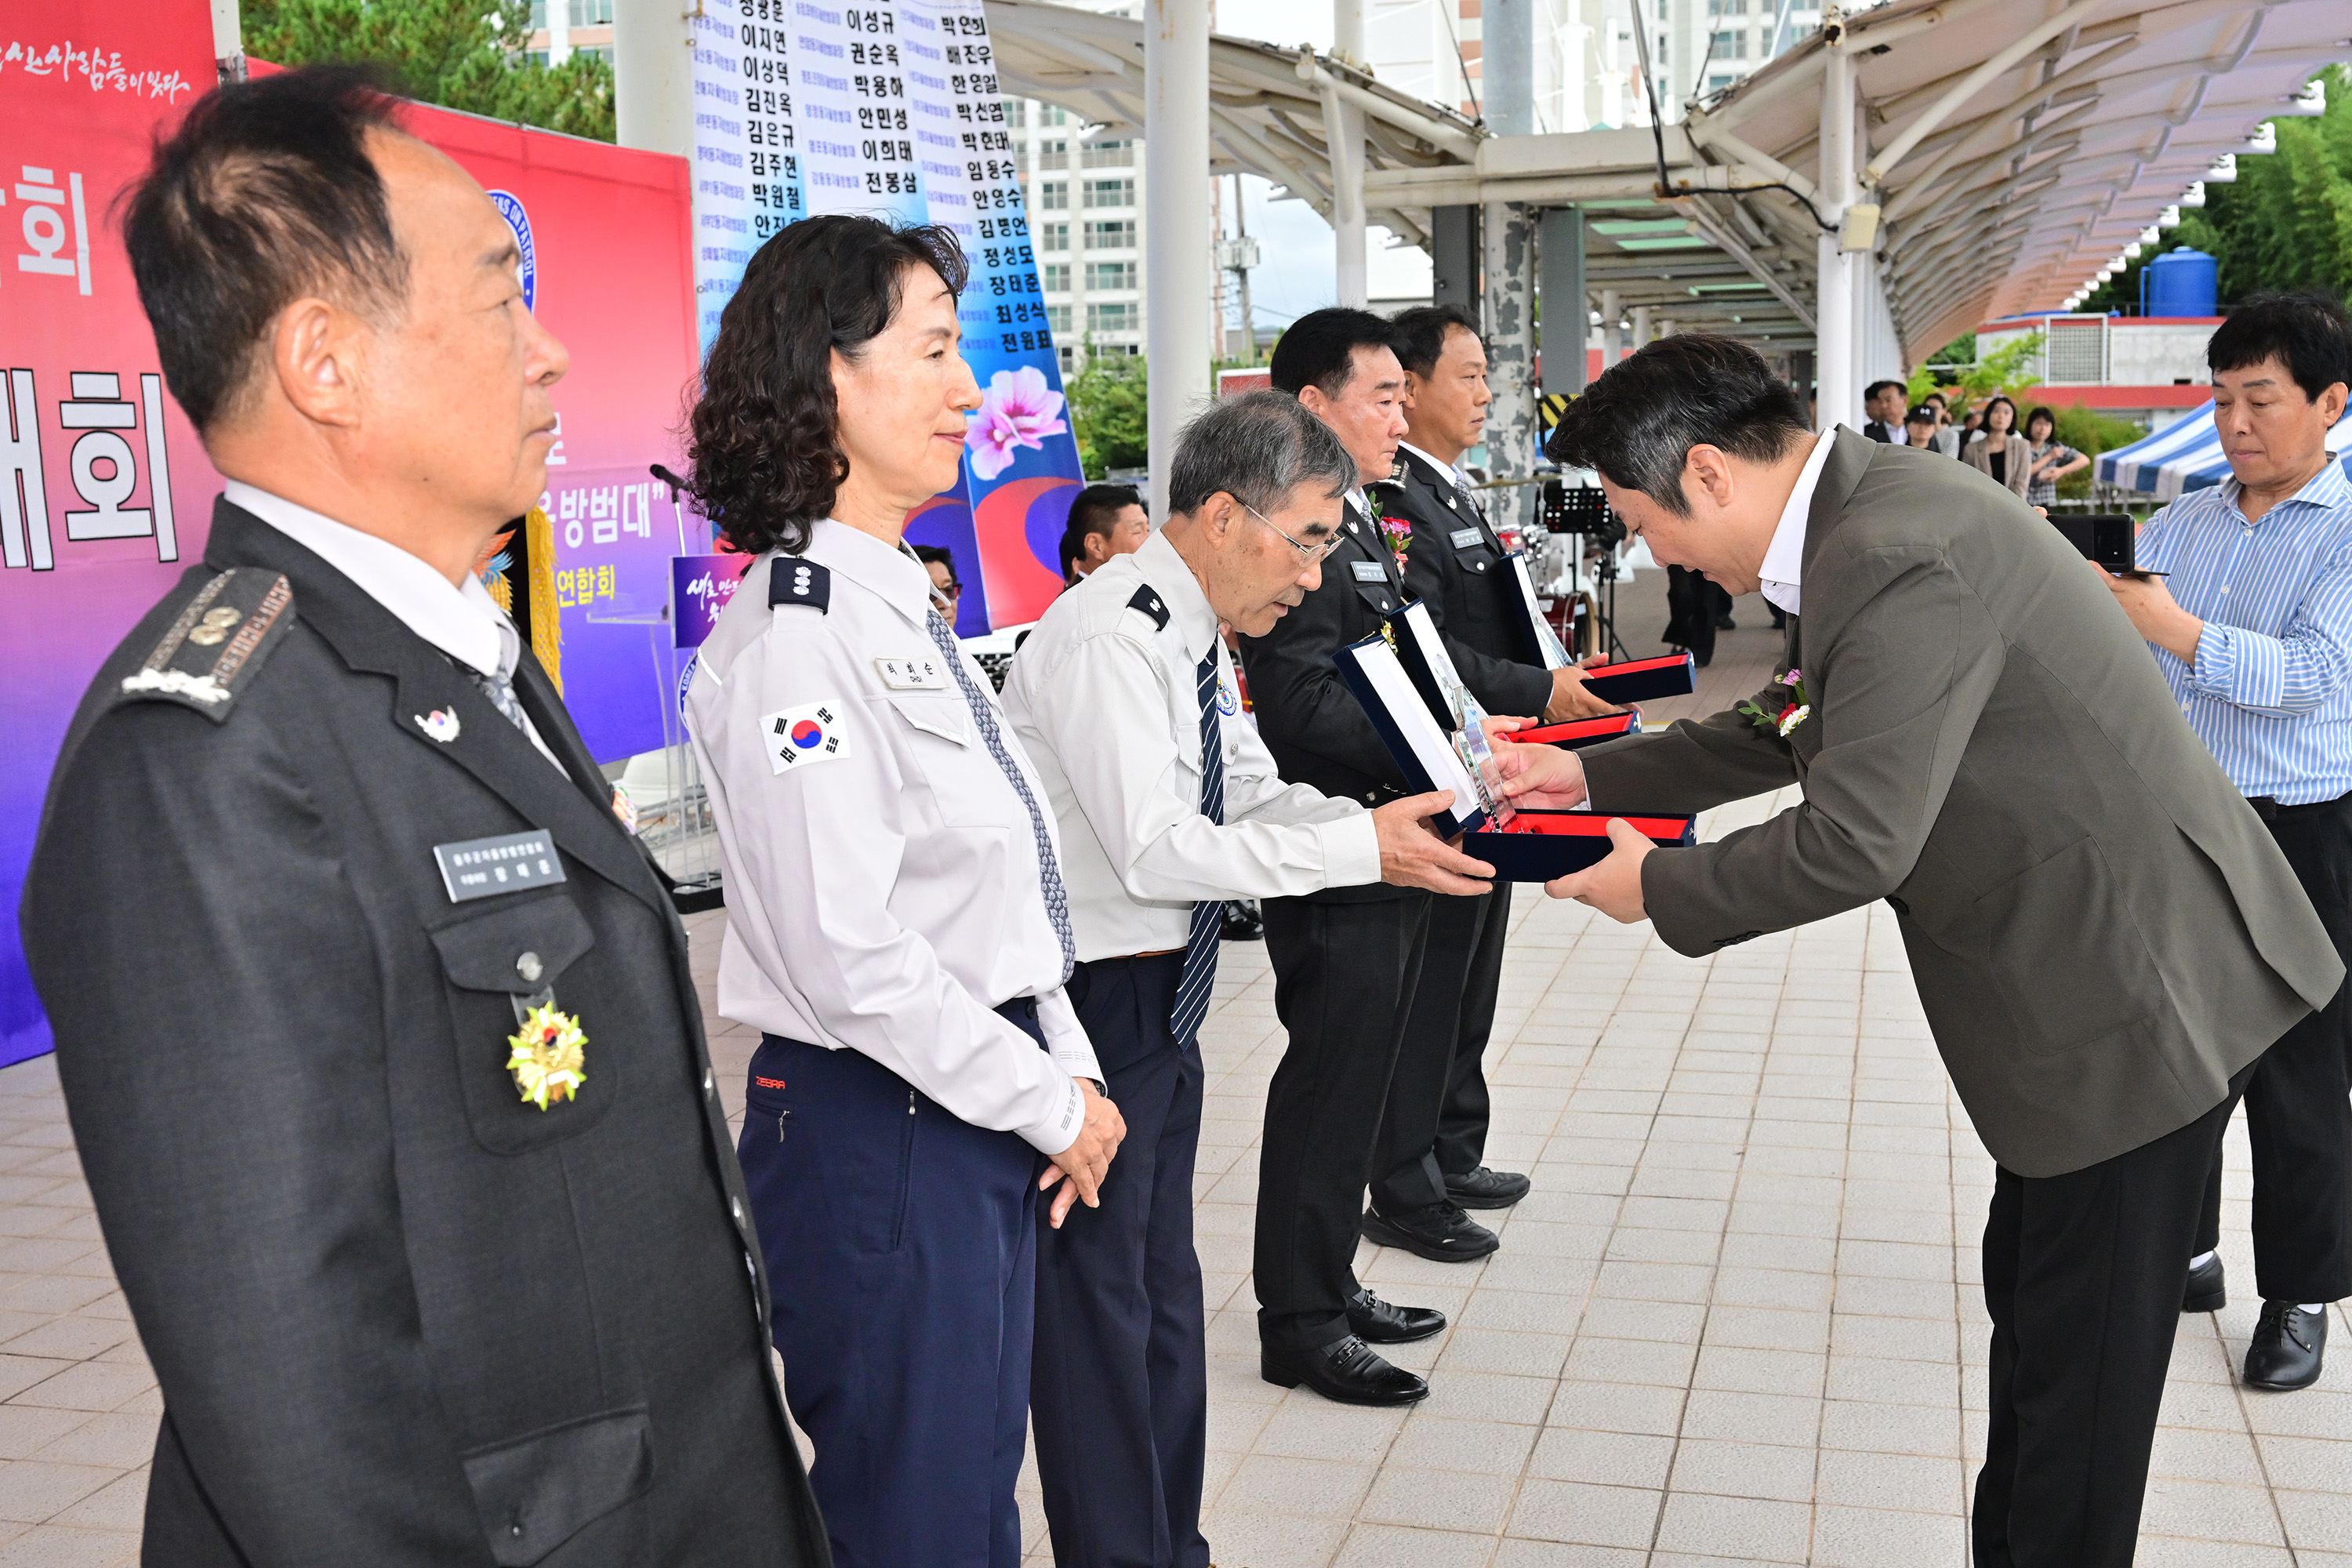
[524,0,614,67]
[1016,96,1147,372]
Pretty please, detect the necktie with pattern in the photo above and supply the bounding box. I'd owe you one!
[1169,647,1225,1049]
[923,608,1076,982]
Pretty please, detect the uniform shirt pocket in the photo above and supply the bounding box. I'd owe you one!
[430,891,617,1154]
[887,693,1010,828]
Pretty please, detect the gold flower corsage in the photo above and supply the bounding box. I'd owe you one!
[506,1002,587,1110]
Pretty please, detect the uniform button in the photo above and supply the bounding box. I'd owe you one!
[515,951,543,984]
[731,1196,745,1225]
[702,1067,715,1098]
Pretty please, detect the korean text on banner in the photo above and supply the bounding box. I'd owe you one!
[0,8,214,1072]
[689,0,1084,636]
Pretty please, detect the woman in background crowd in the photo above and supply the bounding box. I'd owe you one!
[2023,405,2090,510]
[1965,394,2034,497]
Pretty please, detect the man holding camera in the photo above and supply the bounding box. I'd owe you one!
[2096,291,2352,1391]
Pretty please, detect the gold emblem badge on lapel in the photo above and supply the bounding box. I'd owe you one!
[506,999,587,1110]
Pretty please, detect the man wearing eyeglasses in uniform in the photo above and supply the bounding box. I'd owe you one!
[914,543,964,615]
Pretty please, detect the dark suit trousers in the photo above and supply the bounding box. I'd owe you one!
[1370,884,1504,1211]
[1256,892,1432,1348]
[2192,798,2352,1304]
[1033,954,1210,1568]
[1973,1062,2254,1568]
[742,1033,1040,1568]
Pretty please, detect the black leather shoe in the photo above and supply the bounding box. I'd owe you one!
[2245,1301,2328,1391]
[1348,1287,1446,1345]
[1261,1334,1429,1406]
[1219,899,1263,942]
[1445,1166,1532,1210]
[2183,1253,2227,1313]
[1361,1202,1499,1263]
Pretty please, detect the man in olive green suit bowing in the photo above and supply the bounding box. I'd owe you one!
[1498,335,2339,1568]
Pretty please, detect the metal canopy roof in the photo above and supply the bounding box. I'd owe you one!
[990,0,2347,364]
[1691,0,2349,356]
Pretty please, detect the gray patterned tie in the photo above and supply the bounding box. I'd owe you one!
[924,608,1076,982]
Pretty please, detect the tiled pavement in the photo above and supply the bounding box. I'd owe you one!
[2,622,2349,1561]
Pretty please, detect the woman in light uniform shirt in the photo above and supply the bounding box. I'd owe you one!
[682,215,1125,1568]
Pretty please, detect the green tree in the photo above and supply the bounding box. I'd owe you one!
[1906,328,2044,420]
[1065,347,1148,479]
[243,0,615,143]
[2086,64,2352,311]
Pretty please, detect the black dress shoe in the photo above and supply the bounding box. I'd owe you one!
[1261,1334,1429,1406]
[2245,1301,2328,1390]
[1219,899,1263,942]
[2183,1253,2227,1313]
[1348,1288,1446,1345]
[1360,1202,1499,1263]
[1445,1166,1532,1210]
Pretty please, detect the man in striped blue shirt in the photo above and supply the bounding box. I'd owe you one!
[2100,291,2352,1392]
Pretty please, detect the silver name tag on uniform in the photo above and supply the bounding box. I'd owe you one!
[1450,527,1483,549]
[1351,560,1388,583]
[874,655,948,691]
[435,829,565,903]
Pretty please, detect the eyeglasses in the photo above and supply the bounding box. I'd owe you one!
[1247,503,1343,565]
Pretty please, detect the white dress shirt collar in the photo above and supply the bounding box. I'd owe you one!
[1131,529,1220,666]
[802,517,938,629]
[1757,427,1840,619]
[225,479,516,679]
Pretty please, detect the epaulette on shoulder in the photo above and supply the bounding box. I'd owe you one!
[770,555,831,612]
[114,568,296,722]
[1124,584,1170,631]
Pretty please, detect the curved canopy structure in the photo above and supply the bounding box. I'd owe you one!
[989,0,2345,367]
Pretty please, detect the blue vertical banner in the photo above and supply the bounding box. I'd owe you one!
[691,0,1083,633]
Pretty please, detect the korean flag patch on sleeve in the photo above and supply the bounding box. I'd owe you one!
[763,699,853,775]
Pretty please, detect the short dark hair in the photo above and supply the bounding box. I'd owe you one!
[123,65,408,433]
[688,215,968,556]
[1542,336,1811,517]
[1168,390,1356,517]
[1269,307,1398,399]
[2024,405,2059,438]
[912,543,958,583]
[1067,483,1141,539]
[1904,405,1938,426]
[1389,303,1483,379]
[1864,379,1907,405]
[2209,291,2352,404]
[1922,390,1948,408]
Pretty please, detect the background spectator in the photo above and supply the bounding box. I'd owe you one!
[1058,483,1151,583]
[1902,405,1941,448]
[1922,391,1962,456]
[2023,405,2089,508]
[913,542,962,613]
[1964,395,2032,496]
[1861,379,1907,441]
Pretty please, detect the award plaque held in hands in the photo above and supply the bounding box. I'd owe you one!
[1334,630,1695,881]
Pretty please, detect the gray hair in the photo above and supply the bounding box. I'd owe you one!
[1167,390,1357,517]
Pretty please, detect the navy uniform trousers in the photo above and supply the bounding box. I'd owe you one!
[1370,883,1509,1212]
[1033,953,1211,1568]
[739,1000,1047,1568]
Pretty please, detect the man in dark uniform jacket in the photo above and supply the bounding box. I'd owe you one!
[1380,304,1563,1243]
[20,70,829,1566]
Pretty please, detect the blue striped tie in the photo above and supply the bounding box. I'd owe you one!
[1170,648,1225,1048]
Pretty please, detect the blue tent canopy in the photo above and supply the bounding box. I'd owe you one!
[2098,401,2352,503]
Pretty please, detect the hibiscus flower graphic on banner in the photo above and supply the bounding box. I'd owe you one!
[965,366,1070,481]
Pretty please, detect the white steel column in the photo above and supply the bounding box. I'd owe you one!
[1630,304,1652,351]
[1145,0,1212,523]
[1483,0,1538,536]
[1599,288,1622,368]
[615,0,694,158]
[1330,1,1368,308]
[1815,34,1856,432]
